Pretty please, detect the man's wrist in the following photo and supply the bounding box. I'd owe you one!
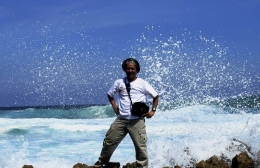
[152,107,156,112]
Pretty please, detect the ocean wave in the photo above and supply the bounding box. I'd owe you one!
[221,94,260,108]
[0,105,115,119]
[0,95,259,119]
[158,94,260,113]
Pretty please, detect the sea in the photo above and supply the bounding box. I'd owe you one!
[0,98,260,168]
[1,28,260,168]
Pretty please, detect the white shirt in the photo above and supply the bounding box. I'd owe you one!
[108,77,158,119]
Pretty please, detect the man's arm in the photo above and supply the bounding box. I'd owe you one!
[152,95,159,111]
[143,95,159,118]
[108,94,119,115]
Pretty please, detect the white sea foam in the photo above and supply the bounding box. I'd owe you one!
[0,105,259,168]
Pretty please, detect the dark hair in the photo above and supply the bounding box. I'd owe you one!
[122,58,140,73]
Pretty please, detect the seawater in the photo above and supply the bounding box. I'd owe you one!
[0,103,259,168]
[1,27,259,168]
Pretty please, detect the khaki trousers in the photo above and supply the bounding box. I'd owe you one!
[98,117,148,168]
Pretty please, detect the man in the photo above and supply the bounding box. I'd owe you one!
[94,58,159,168]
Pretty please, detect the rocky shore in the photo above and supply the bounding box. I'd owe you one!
[22,151,259,168]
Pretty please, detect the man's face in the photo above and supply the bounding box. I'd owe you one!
[125,63,137,79]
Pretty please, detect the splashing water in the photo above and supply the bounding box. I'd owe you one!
[130,27,259,108]
[1,14,260,167]
[5,26,258,107]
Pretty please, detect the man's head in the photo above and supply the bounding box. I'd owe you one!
[122,58,140,73]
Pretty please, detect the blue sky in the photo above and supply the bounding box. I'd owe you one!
[0,1,259,106]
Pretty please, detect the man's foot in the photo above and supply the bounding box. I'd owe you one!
[94,161,104,168]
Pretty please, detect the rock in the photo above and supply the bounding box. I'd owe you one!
[122,162,180,168]
[122,162,143,168]
[73,163,91,168]
[256,151,260,168]
[22,152,257,168]
[72,162,120,168]
[196,155,230,168]
[22,166,33,168]
[206,155,230,168]
[232,152,254,168]
[196,160,212,168]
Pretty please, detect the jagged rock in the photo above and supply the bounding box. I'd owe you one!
[22,152,257,168]
[73,163,91,168]
[256,151,260,167]
[22,165,33,168]
[196,160,212,168]
[196,155,230,168]
[122,162,143,168]
[232,152,254,168]
[73,162,119,168]
[206,155,230,168]
[122,162,180,168]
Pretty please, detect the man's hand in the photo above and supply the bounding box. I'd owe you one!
[142,111,155,118]
[114,107,119,116]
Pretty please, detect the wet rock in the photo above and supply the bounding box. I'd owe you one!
[23,152,257,168]
[22,165,33,168]
[122,162,180,168]
[73,163,91,168]
[72,162,120,168]
[122,162,142,168]
[196,160,211,168]
[256,151,260,168]
[231,152,254,168]
[196,155,230,168]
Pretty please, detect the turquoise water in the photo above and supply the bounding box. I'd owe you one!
[0,102,259,168]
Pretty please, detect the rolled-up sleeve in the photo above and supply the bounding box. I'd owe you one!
[108,80,118,98]
[144,81,158,98]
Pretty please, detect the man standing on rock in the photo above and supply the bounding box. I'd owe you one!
[94,58,159,168]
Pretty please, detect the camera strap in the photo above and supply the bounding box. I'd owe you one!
[124,77,133,106]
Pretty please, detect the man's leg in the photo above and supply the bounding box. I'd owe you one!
[97,118,128,164]
[128,118,148,168]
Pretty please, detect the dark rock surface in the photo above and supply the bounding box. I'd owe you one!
[231,152,254,168]
[196,155,230,168]
[22,165,33,168]
[22,152,259,168]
